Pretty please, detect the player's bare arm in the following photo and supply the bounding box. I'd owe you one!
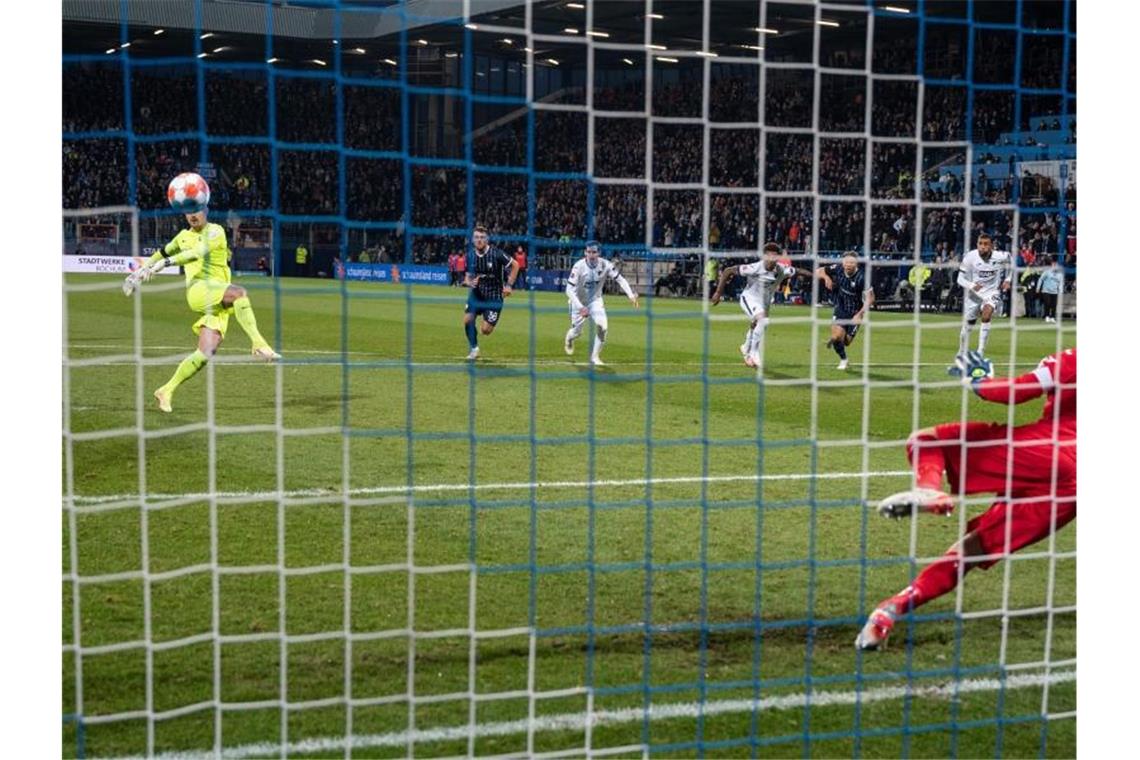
[710,265,739,306]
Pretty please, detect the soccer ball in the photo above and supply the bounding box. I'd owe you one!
[167,172,211,213]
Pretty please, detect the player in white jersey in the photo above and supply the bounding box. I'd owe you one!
[711,242,797,369]
[957,233,1012,355]
[563,240,639,366]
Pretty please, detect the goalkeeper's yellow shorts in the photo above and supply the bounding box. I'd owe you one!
[187,279,232,338]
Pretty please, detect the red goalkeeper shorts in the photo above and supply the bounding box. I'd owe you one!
[924,421,1076,570]
[928,421,1076,499]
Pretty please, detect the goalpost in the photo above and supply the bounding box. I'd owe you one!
[62,1,1076,757]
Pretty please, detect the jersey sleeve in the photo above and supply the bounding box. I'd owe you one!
[1031,349,1076,392]
[972,349,1073,405]
[565,263,584,309]
[566,262,580,287]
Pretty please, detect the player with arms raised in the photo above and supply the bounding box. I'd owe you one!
[563,240,639,366]
[463,224,519,361]
[711,242,797,369]
[815,252,875,370]
[856,348,1076,650]
[957,233,1012,356]
[122,173,280,413]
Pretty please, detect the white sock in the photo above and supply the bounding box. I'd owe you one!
[959,324,972,355]
[748,321,765,357]
[742,326,754,351]
[978,322,991,352]
[592,334,604,359]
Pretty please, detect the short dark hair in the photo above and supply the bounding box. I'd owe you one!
[473,224,488,234]
[977,233,992,243]
[762,242,781,255]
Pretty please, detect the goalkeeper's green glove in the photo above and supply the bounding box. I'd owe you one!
[951,350,994,384]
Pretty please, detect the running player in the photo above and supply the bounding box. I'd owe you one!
[856,348,1076,650]
[957,233,1012,356]
[815,252,875,370]
[122,202,280,413]
[463,224,520,361]
[563,240,639,366]
[710,242,797,369]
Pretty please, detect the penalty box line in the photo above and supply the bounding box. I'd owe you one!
[69,469,913,506]
[93,669,1076,760]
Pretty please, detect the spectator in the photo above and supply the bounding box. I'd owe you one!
[295,243,309,277]
[513,246,527,290]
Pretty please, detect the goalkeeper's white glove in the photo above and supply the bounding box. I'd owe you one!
[122,258,169,296]
[122,268,146,296]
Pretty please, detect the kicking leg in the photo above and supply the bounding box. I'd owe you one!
[745,314,767,367]
[223,285,279,360]
[155,327,222,413]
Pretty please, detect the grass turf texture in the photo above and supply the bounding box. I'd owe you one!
[64,276,1076,758]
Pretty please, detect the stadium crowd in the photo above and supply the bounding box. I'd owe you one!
[63,50,1074,270]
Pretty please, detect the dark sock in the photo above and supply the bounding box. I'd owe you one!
[465,321,478,349]
[835,340,847,359]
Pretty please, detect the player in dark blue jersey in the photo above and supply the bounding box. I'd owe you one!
[463,224,520,360]
[815,252,875,370]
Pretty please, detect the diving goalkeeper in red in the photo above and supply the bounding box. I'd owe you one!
[856,348,1076,650]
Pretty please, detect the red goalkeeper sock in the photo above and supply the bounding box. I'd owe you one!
[906,431,947,490]
[881,547,968,615]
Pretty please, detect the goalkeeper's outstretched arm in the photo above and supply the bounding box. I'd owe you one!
[956,351,1047,405]
[123,239,207,295]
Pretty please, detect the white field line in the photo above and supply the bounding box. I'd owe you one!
[69,470,912,506]
[95,669,1075,760]
[63,347,1042,370]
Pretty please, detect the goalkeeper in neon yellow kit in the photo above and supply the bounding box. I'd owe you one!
[123,204,281,413]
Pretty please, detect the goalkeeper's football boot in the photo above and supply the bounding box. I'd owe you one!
[876,488,955,519]
[154,387,173,414]
[466,347,481,361]
[252,345,282,362]
[590,356,607,367]
[837,359,849,371]
[855,606,898,651]
[743,354,758,368]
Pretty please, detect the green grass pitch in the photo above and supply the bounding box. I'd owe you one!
[63,275,1076,758]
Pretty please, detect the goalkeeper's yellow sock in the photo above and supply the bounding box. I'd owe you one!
[160,350,208,395]
[232,296,269,348]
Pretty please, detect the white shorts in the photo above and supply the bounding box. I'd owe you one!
[964,290,1003,321]
[570,299,608,331]
[739,291,768,321]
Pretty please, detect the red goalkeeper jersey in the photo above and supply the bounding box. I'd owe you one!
[974,348,1076,440]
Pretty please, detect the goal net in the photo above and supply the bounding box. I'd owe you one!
[63,0,1076,756]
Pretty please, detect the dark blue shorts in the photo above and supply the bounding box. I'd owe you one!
[832,309,861,339]
[466,296,504,326]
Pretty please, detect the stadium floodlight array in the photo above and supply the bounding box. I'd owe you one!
[62,0,1076,757]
